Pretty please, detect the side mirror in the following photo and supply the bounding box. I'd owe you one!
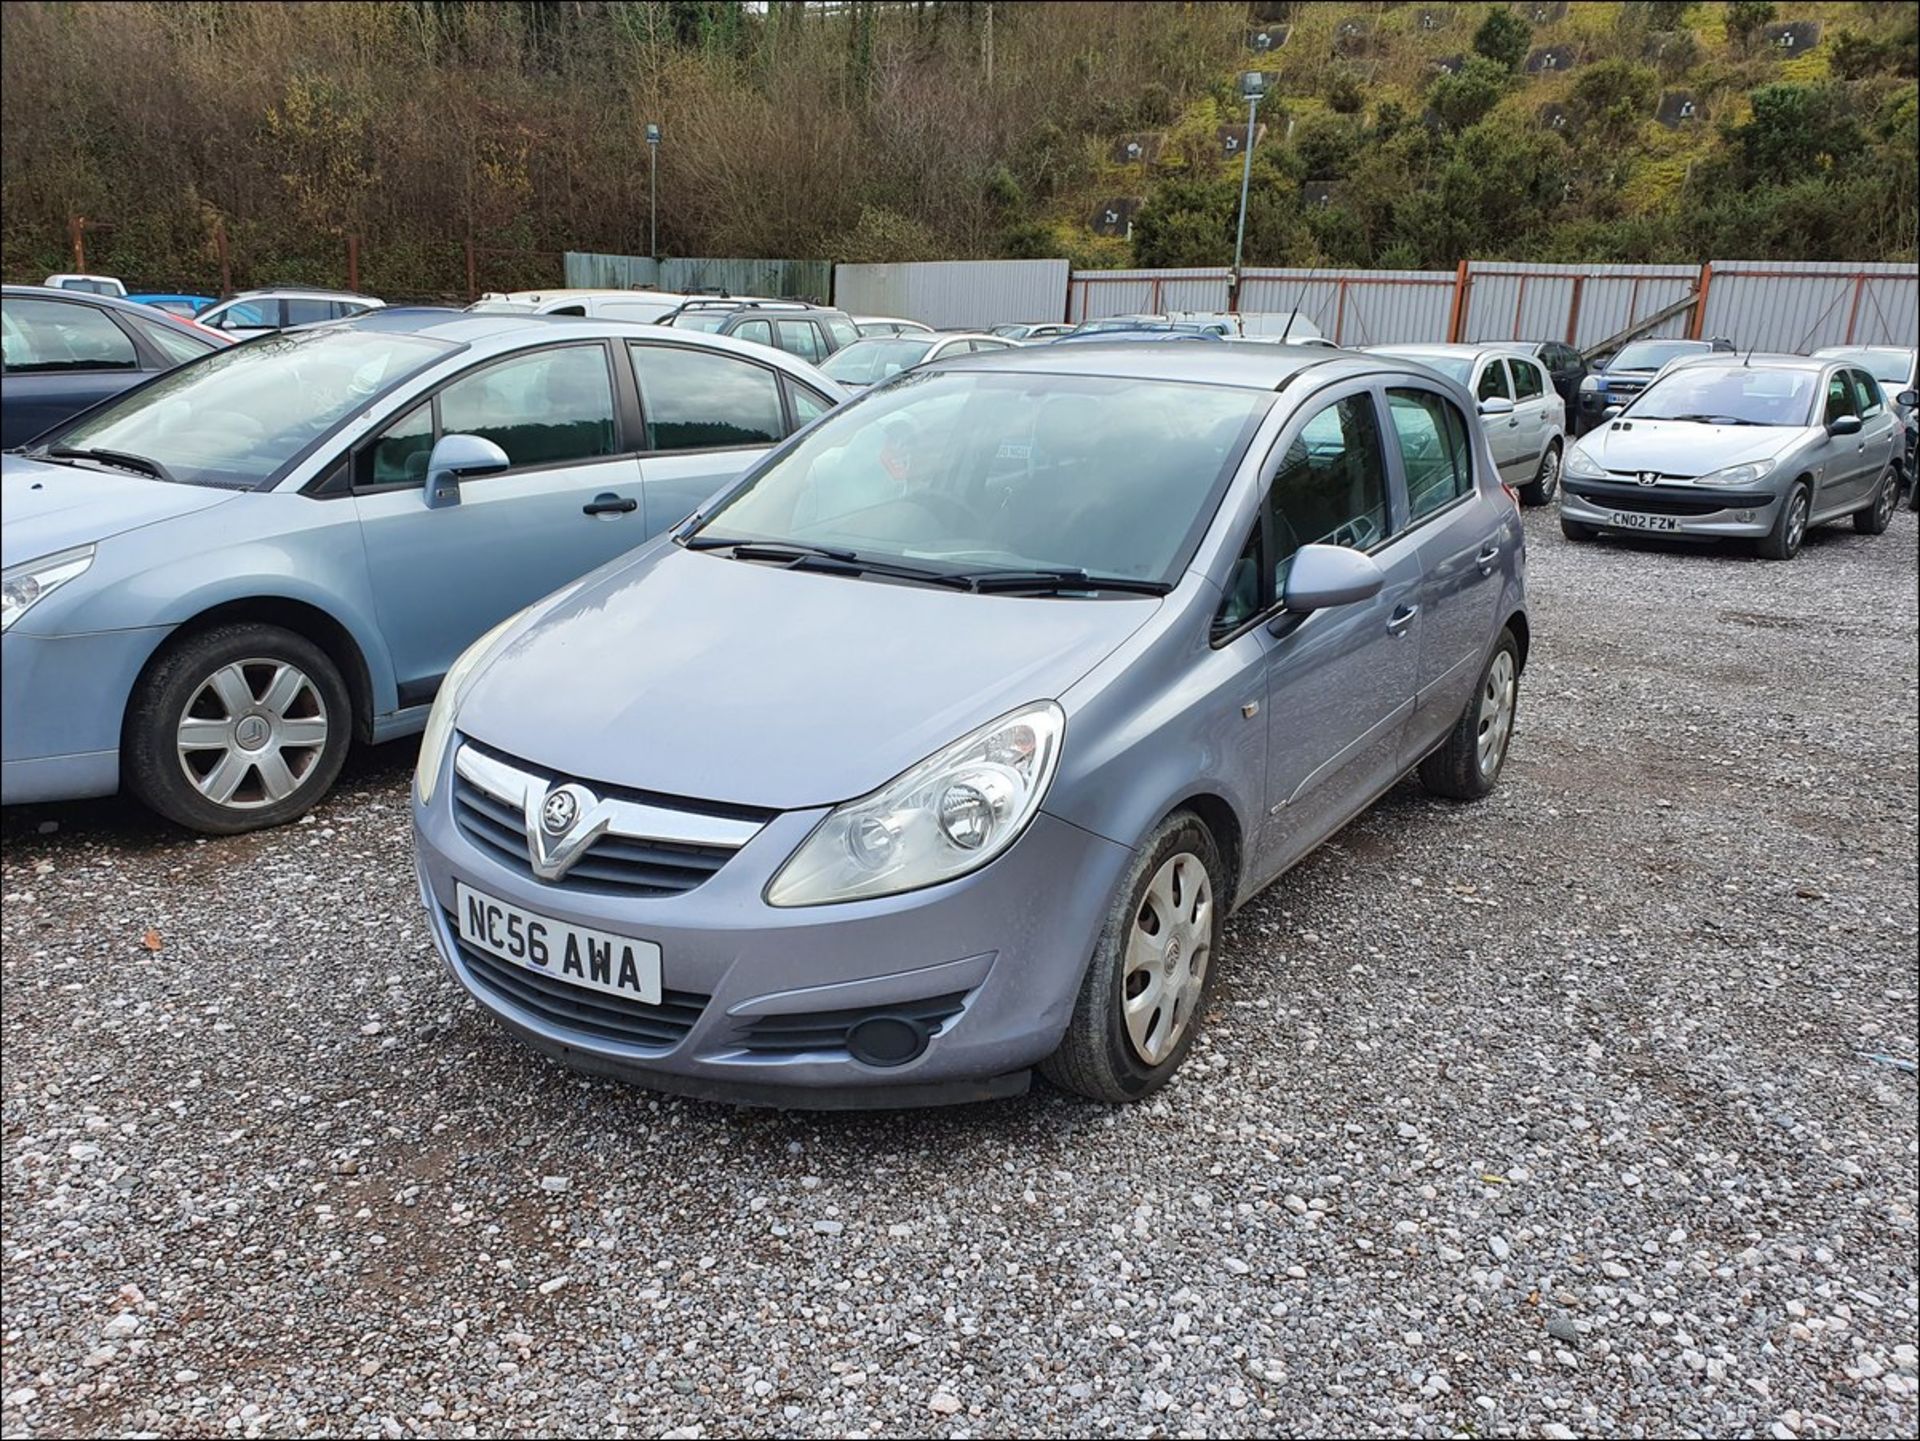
[1827,414,1863,437]
[1281,544,1386,616]
[424,433,510,508]
[1477,396,1515,417]
[1602,403,1624,420]
[1897,389,1918,408]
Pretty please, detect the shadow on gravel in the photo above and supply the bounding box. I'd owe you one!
[1557,519,1870,566]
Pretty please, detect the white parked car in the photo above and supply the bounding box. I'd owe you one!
[851,315,935,338]
[468,289,745,324]
[199,288,386,340]
[1365,343,1568,504]
[42,273,127,298]
[819,332,1020,389]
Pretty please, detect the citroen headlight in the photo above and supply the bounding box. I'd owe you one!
[767,701,1065,907]
[1564,447,1607,479]
[1692,459,1777,487]
[414,612,522,806]
[1,545,95,633]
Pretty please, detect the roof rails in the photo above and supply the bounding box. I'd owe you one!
[666,297,820,314]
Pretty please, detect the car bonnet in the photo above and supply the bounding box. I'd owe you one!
[1,455,238,568]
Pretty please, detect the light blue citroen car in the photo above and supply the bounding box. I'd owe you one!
[411,344,1531,1107]
[1,311,844,831]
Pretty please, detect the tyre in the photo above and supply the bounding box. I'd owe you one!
[124,622,352,835]
[1756,482,1810,561]
[1041,811,1225,1103]
[1854,465,1896,535]
[1419,627,1520,802]
[1559,513,1598,543]
[1519,442,1562,506]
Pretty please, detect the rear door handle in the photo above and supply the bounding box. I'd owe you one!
[1476,544,1500,574]
[1386,604,1420,636]
[583,493,638,516]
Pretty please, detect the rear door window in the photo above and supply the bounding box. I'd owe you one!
[1387,388,1474,523]
[1475,360,1512,402]
[0,297,140,372]
[213,300,278,330]
[438,344,618,469]
[629,343,785,451]
[1848,369,1884,417]
[1510,359,1546,401]
[775,319,825,363]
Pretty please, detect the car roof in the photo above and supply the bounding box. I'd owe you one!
[852,315,927,325]
[225,287,383,301]
[1367,342,1528,360]
[1,283,207,330]
[1811,344,1915,358]
[918,339,1388,390]
[1665,352,1830,372]
[326,308,836,370]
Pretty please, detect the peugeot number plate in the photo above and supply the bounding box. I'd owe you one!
[1609,511,1682,532]
[455,881,662,1006]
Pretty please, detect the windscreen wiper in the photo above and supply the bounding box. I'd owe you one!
[1666,413,1762,427]
[683,534,859,562]
[687,536,974,590]
[45,445,178,483]
[954,567,1173,597]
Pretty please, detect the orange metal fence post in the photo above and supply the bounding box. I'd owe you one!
[1447,260,1470,342]
[1687,262,1712,339]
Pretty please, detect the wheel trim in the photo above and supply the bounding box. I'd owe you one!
[1476,649,1517,777]
[1538,448,1560,498]
[175,658,329,809]
[1121,852,1213,1066]
[1786,492,1809,550]
[1875,471,1895,525]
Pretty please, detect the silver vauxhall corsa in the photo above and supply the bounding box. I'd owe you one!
[411,345,1529,1107]
[1560,354,1907,560]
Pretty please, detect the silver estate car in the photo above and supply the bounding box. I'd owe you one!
[1560,354,1907,560]
[412,344,1529,1107]
[1365,344,1567,505]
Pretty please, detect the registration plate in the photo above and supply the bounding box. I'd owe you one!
[454,881,662,1006]
[1609,511,1682,532]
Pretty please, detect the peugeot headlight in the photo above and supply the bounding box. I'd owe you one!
[767,701,1065,907]
[1564,446,1607,479]
[1,545,95,633]
[414,612,522,806]
[1692,459,1777,487]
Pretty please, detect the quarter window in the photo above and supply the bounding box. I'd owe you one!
[123,313,214,365]
[367,401,434,488]
[1266,394,1390,590]
[776,319,825,363]
[0,298,140,372]
[825,317,859,350]
[1387,388,1473,522]
[211,300,276,330]
[1510,359,1545,400]
[787,382,832,428]
[629,343,785,451]
[1475,360,1512,402]
[733,319,773,347]
[438,344,617,469]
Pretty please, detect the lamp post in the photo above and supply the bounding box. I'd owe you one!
[1230,71,1267,310]
[645,123,661,261]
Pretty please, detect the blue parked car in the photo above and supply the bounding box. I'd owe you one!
[1574,336,1733,434]
[1,311,846,831]
[128,293,219,319]
[1,285,227,449]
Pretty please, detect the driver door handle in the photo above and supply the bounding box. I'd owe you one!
[1477,544,1500,574]
[583,493,638,516]
[1386,604,1420,636]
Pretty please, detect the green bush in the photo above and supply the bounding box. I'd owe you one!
[1428,56,1510,132]
[1472,8,1531,73]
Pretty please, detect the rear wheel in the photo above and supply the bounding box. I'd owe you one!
[1519,442,1562,506]
[1559,513,1598,543]
[1854,464,1896,535]
[1419,629,1520,801]
[1042,811,1224,1103]
[124,622,351,834]
[1757,483,1810,561]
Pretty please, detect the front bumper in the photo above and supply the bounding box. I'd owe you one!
[0,625,173,805]
[412,738,1136,1108]
[1561,478,1783,539]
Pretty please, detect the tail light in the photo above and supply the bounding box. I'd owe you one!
[1501,483,1521,510]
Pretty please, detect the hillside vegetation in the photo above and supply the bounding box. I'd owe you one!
[0,1,1913,299]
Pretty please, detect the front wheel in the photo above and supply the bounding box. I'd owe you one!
[124,622,352,834]
[1419,628,1520,801]
[1559,513,1598,543]
[1854,465,1896,535]
[1519,443,1562,506]
[1756,482,1810,561]
[1041,811,1224,1103]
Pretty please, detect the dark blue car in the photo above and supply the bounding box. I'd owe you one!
[1574,336,1734,434]
[1,285,227,449]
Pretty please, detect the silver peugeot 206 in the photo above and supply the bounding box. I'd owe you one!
[1559,353,1908,560]
[412,344,1529,1107]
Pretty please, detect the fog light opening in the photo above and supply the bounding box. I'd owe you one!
[846,1015,929,1067]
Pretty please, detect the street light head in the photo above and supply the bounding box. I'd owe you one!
[645,123,662,144]
[1240,72,1268,101]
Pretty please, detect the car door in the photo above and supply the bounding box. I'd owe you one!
[0,294,155,448]
[1849,369,1899,490]
[1381,384,1512,761]
[1473,357,1526,481]
[351,340,645,704]
[1815,368,1869,512]
[1250,385,1423,878]
[1507,354,1557,468]
[627,340,804,533]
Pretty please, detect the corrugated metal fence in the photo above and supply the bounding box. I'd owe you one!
[563,252,832,300]
[834,259,1068,329]
[1067,267,1230,321]
[1240,268,1458,346]
[1698,261,1919,352]
[1456,263,1701,349]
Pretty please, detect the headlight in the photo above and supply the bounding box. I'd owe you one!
[1579,375,1602,392]
[414,612,522,806]
[767,701,1065,907]
[1,545,95,633]
[1564,447,1607,479]
[1693,459,1777,487]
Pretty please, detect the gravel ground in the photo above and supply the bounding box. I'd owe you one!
[3,508,1916,1440]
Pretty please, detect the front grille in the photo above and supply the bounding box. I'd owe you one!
[735,991,970,1058]
[451,740,773,898]
[447,913,709,1049]
[1569,480,1772,517]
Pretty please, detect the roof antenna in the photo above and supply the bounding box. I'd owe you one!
[1743,335,1757,368]
[1278,264,1318,344]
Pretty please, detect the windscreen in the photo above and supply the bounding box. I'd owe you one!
[39,327,452,487]
[1612,340,1700,373]
[821,338,936,385]
[1627,366,1819,426]
[695,370,1271,584]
